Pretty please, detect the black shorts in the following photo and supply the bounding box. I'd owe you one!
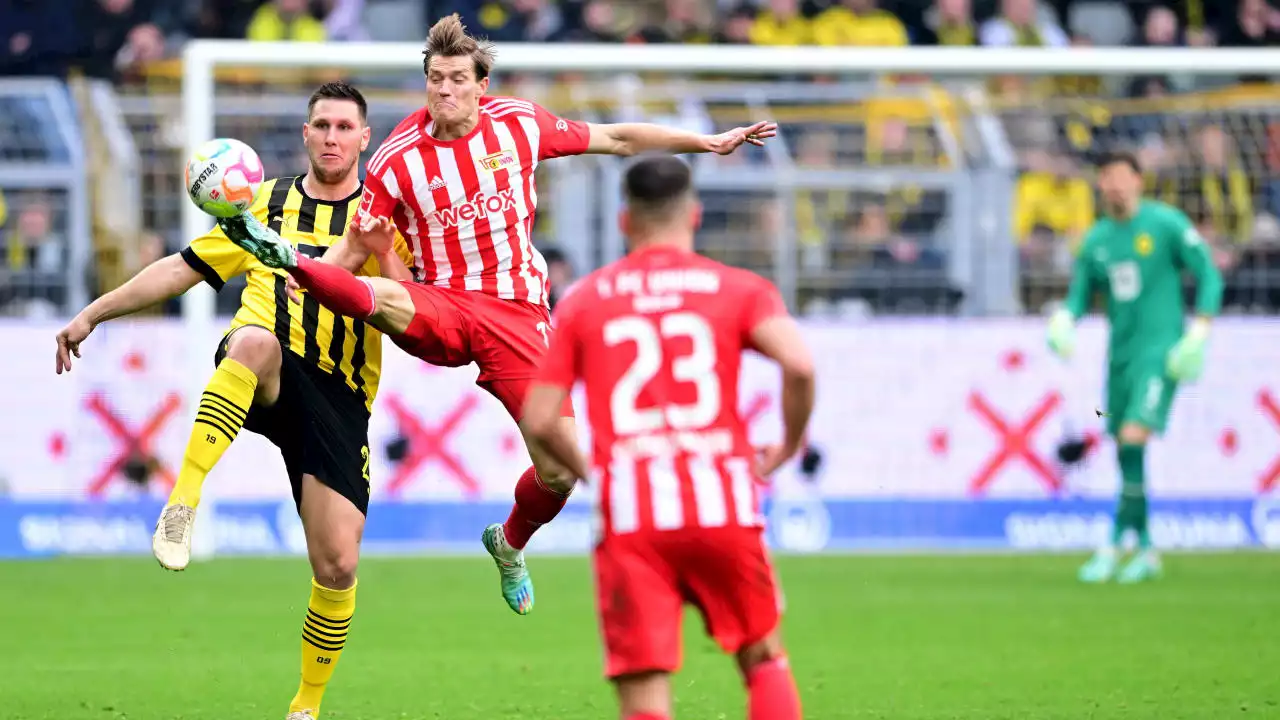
[216,328,371,515]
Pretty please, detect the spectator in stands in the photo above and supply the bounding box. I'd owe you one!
[5,195,61,275]
[1014,149,1093,253]
[247,0,327,41]
[1138,139,1184,208]
[1,194,64,315]
[1,0,79,77]
[811,0,908,47]
[1187,123,1254,246]
[82,0,179,80]
[1215,0,1280,48]
[980,0,1068,46]
[321,0,368,41]
[476,0,563,42]
[1140,5,1182,46]
[845,196,945,272]
[1195,215,1241,273]
[716,5,758,44]
[749,0,811,45]
[634,0,716,44]
[917,0,977,46]
[191,0,268,39]
[554,0,627,42]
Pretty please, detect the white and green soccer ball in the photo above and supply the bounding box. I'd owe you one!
[185,138,265,218]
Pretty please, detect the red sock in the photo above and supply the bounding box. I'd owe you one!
[290,255,376,319]
[624,713,668,720]
[747,657,802,720]
[502,466,569,550]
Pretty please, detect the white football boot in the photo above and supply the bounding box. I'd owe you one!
[152,503,197,571]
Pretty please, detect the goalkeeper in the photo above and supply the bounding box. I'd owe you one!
[1047,151,1223,584]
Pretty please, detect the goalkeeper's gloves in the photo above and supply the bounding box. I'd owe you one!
[1046,308,1076,359]
[1167,318,1211,382]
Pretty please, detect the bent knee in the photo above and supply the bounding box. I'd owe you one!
[224,326,281,374]
[736,631,786,676]
[1118,423,1151,445]
[311,551,359,590]
[367,278,415,335]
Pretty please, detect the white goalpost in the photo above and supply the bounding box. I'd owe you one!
[179,42,1276,560]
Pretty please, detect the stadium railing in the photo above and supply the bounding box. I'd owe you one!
[0,78,92,316]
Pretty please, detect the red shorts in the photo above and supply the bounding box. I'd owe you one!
[593,527,782,679]
[390,283,573,420]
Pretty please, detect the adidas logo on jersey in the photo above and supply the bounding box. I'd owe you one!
[427,176,446,191]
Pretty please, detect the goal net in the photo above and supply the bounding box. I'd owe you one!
[154,43,1278,555]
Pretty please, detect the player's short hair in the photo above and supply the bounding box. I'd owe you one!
[423,14,496,81]
[308,81,368,122]
[623,155,694,221]
[1097,150,1141,174]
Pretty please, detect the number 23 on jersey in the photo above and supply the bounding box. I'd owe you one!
[604,312,720,436]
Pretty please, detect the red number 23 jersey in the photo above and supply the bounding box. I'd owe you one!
[538,246,787,539]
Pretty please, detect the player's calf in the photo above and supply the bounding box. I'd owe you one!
[289,476,364,717]
[614,670,672,720]
[738,632,802,720]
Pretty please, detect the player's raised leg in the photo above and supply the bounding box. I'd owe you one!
[481,379,581,615]
[153,326,282,570]
[215,212,420,338]
[287,475,363,720]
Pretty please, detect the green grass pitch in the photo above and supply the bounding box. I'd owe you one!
[4,554,1279,719]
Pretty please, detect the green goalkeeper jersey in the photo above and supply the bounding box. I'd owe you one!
[1064,199,1223,367]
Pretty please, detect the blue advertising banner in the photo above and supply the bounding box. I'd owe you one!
[4,497,1279,558]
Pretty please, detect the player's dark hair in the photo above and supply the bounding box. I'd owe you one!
[1097,150,1141,174]
[424,14,496,81]
[308,81,368,122]
[623,155,694,220]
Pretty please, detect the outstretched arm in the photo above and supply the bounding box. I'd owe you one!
[585,120,778,157]
[56,254,202,373]
[80,254,202,325]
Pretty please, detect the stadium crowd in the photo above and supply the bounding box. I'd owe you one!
[2,0,1280,316]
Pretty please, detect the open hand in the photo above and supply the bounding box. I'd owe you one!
[55,315,93,374]
[349,214,396,257]
[286,274,303,304]
[706,121,778,155]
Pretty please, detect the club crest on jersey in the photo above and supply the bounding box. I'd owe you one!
[1135,233,1153,256]
[432,189,518,227]
[478,150,517,173]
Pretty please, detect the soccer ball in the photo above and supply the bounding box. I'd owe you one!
[185,138,264,218]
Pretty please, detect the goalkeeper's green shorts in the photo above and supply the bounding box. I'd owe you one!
[1106,358,1179,437]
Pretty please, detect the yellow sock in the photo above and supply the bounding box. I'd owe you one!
[290,579,356,717]
[168,358,257,507]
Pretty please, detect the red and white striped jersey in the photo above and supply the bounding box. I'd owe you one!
[538,245,789,538]
[357,96,591,306]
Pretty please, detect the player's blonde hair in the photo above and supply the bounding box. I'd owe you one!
[423,14,496,81]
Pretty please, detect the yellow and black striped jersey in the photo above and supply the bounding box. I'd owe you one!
[181,176,413,413]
